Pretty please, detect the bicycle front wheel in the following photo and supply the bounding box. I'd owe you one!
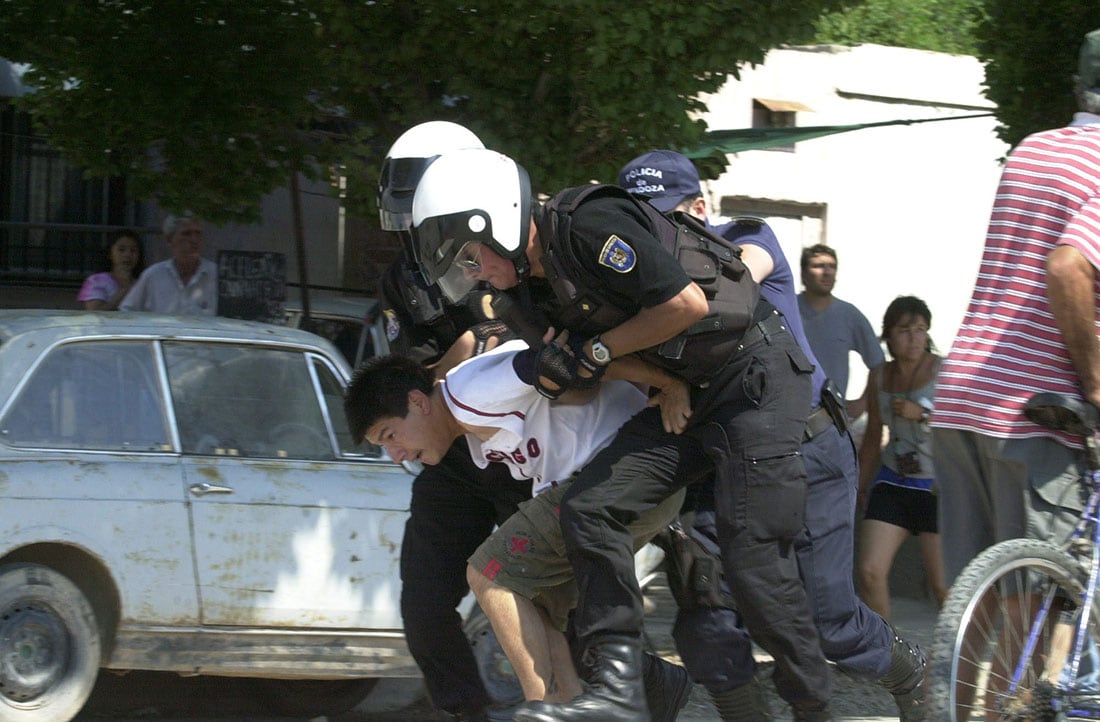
[927,537,1096,721]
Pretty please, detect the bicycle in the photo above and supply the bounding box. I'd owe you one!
[928,392,1100,721]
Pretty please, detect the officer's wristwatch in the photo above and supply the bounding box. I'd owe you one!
[589,336,613,366]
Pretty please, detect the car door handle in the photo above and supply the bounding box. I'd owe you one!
[189,482,234,496]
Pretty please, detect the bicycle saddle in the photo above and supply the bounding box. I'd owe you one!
[1024,392,1100,436]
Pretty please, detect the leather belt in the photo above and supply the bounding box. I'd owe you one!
[803,405,835,442]
[735,310,788,352]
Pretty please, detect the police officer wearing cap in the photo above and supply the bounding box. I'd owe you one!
[409,147,833,721]
[618,150,927,722]
[375,122,532,722]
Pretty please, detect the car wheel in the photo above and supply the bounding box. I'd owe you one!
[464,604,524,721]
[250,677,379,716]
[0,563,102,722]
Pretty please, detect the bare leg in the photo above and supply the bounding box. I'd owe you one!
[466,564,558,701]
[1046,611,1075,687]
[857,518,910,620]
[540,606,583,702]
[917,531,948,609]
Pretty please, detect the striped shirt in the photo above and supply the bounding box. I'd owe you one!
[933,118,1100,447]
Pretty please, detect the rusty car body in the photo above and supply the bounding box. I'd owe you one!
[0,310,441,721]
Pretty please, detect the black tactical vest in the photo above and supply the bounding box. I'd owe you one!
[380,259,491,359]
[536,184,760,385]
[393,261,449,326]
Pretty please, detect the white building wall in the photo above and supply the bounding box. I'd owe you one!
[140,176,344,293]
[201,178,343,290]
[699,44,1009,395]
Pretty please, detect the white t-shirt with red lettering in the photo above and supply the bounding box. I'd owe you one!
[442,339,647,496]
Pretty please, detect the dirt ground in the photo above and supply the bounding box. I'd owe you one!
[73,579,938,722]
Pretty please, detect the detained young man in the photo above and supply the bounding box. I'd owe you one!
[344,333,688,708]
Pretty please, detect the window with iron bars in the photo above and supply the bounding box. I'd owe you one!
[0,102,149,285]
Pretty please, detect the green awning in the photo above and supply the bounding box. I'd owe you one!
[685,112,996,157]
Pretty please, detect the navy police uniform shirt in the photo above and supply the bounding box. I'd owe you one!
[713,218,827,407]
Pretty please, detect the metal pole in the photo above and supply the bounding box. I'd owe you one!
[289,173,311,326]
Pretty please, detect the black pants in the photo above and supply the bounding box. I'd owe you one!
[674,424,893,694]
[560,321,832,706]
[400,437,531,715]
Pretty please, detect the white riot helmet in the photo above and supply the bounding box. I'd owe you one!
[377,121,485,233]
[412,148,532,301]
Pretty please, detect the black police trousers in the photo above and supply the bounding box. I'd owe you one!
[559,315,833,706]
[673,423,894,694]
[400,437,531,716]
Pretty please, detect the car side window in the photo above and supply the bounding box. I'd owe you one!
[163,342,335,460]
[0,341,169,451]
[311,357,383,459]
[303,317,368,369]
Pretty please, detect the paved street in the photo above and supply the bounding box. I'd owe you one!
[74,581,938,722]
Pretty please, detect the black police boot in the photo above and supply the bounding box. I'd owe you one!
[512,634,648,722]
[643,652,693,722]
[878,627,926,722]
[790,701,834,721]
[708,678,772,722]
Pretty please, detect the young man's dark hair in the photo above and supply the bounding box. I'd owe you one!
[799,243,837,274]
[344,354,434,444]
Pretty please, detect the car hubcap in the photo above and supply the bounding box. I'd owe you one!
[470,624,523,711]
[0,602,69,702]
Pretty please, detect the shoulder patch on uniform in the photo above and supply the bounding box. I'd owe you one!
[598,235,636,273]
[383,308,401,341]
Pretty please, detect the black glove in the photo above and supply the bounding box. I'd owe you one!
[469,320,516,356]
[534,340,583,399]
[513,337,603,399]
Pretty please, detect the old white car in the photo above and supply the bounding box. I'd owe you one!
[0,310,458,721]
[282,289,382,369]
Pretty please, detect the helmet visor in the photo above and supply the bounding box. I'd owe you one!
[380,156,433,195]
[378,200,413,233]
[377,156,434,232]
[435,263,478,304]
[412,209,493,285]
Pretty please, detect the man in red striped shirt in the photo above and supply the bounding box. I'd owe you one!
[933,27,1100,582]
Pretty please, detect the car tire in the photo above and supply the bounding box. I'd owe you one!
[250,677,379,716]
[464,604,524,722]
[0,563,102,722]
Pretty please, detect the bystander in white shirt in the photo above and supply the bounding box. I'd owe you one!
[120,257,218,315]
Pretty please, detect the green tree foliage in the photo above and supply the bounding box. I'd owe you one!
[812,0,983,55]
[0,0,851,221]
[1,1,335,221]
[974,0,1100,148]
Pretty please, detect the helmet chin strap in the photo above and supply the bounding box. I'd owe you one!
[522,205,556,283]
[514,255,531,281]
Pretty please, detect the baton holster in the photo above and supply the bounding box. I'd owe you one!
[820,378,849,435]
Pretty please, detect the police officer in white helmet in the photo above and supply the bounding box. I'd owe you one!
[375,122,531,722]
[410,148,832,721]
